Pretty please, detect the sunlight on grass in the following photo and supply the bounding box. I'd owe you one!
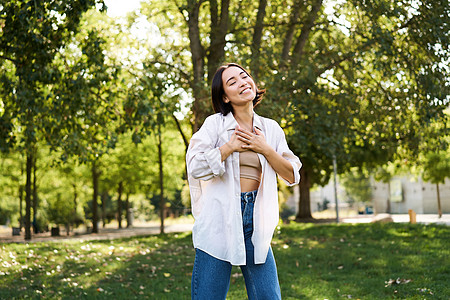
[1,224,448,299]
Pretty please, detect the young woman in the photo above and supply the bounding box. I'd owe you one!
[186,63,302,299]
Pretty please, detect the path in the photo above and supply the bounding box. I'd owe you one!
[1,214,448,244]
[0,221,194,244]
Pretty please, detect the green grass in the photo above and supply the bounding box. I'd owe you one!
[0,223,448,299]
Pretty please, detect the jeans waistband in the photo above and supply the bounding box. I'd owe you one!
[241,190,257,203]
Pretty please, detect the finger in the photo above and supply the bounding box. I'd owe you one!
[236,130,252,139]
[237,127,253,135]
[237,136,250,144]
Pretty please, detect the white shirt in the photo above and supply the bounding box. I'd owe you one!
[186,112,302,265]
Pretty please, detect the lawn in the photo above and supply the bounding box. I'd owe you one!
[0,222,448,299]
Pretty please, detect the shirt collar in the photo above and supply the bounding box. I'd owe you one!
[223,111,263,132]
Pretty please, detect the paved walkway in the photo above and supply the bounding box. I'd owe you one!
[1,214,448,244]
[0,222,194,244]
[341,213,450,225]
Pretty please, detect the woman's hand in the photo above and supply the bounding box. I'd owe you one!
[237,126,296,183]
[235,127,270,155]
[227,125,249,152]
[219,125,248,161]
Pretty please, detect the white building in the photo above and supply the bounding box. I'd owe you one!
[371,176,450,214]
[287,176,450,215]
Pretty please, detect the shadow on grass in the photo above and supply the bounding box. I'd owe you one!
[273,223,449,299]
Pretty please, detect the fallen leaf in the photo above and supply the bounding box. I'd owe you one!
[385,278,412,287]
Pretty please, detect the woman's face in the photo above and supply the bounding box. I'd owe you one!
[221,66,257,108]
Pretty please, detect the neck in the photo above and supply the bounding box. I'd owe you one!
[232,104,254,130]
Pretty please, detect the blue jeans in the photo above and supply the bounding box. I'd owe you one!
[191,190,281,300]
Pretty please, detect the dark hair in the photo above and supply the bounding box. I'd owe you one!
[211,63,265,115]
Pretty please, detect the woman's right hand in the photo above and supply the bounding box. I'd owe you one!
[220,126,246,161]
[227,126,248,153]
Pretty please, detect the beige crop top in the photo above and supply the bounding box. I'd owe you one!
[239,150,262,182]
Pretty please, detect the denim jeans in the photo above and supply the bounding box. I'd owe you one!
[191,190,281,300]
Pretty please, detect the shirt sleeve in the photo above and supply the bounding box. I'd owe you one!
[274,122,302,186]
[186,116,226,181]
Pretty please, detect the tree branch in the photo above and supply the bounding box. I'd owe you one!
[0,55,18,64]
[172,114,189,150]
[250,0,268,79]
[291,0,323,66]
[281,0,304,66]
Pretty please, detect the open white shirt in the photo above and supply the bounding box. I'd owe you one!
[186,112,302,265]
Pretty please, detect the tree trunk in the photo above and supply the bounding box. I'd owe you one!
[187,0,207,131]
[92,161,99,233]
[207,0,230,82]
[25,151,33,240]
[157,126,165,234]
[250,0,268,79]
[71,183,78,235]
[436,182,442,218]
[32,153,38,233]
[386,181,391,213]
[295,166,313,220]
[125,193,131,228]
[19,185,23,230]
[117,181,123,229]
[19,159,24,230]
[101,191,107,228]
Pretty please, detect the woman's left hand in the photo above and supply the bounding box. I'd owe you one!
[235,127,270,155]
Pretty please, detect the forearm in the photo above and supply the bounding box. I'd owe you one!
[263,148,295,184]
[219,143,234,162]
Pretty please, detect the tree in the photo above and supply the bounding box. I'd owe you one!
[0,0,106,239]
[123,61,174,233]
[422,151,450,218]
[138,0,448,221]
[341,168,372,207]
[420,109,450,218]
[52,26,121,233]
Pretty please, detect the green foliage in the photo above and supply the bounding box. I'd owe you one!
[0,152,23,225]
[0,0,106,151]
[422,151,450,184]
[52,28,121,163]
[341,168,372,204]
[136,0,449,196]
[1,0,448,227]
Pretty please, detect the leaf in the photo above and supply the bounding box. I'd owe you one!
[385,278,412,287]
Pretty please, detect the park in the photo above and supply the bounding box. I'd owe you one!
[1,0,449,299]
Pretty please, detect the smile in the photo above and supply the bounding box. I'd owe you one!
[240,87,251,94]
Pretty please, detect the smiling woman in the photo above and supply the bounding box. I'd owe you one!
[186,62,302,299]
